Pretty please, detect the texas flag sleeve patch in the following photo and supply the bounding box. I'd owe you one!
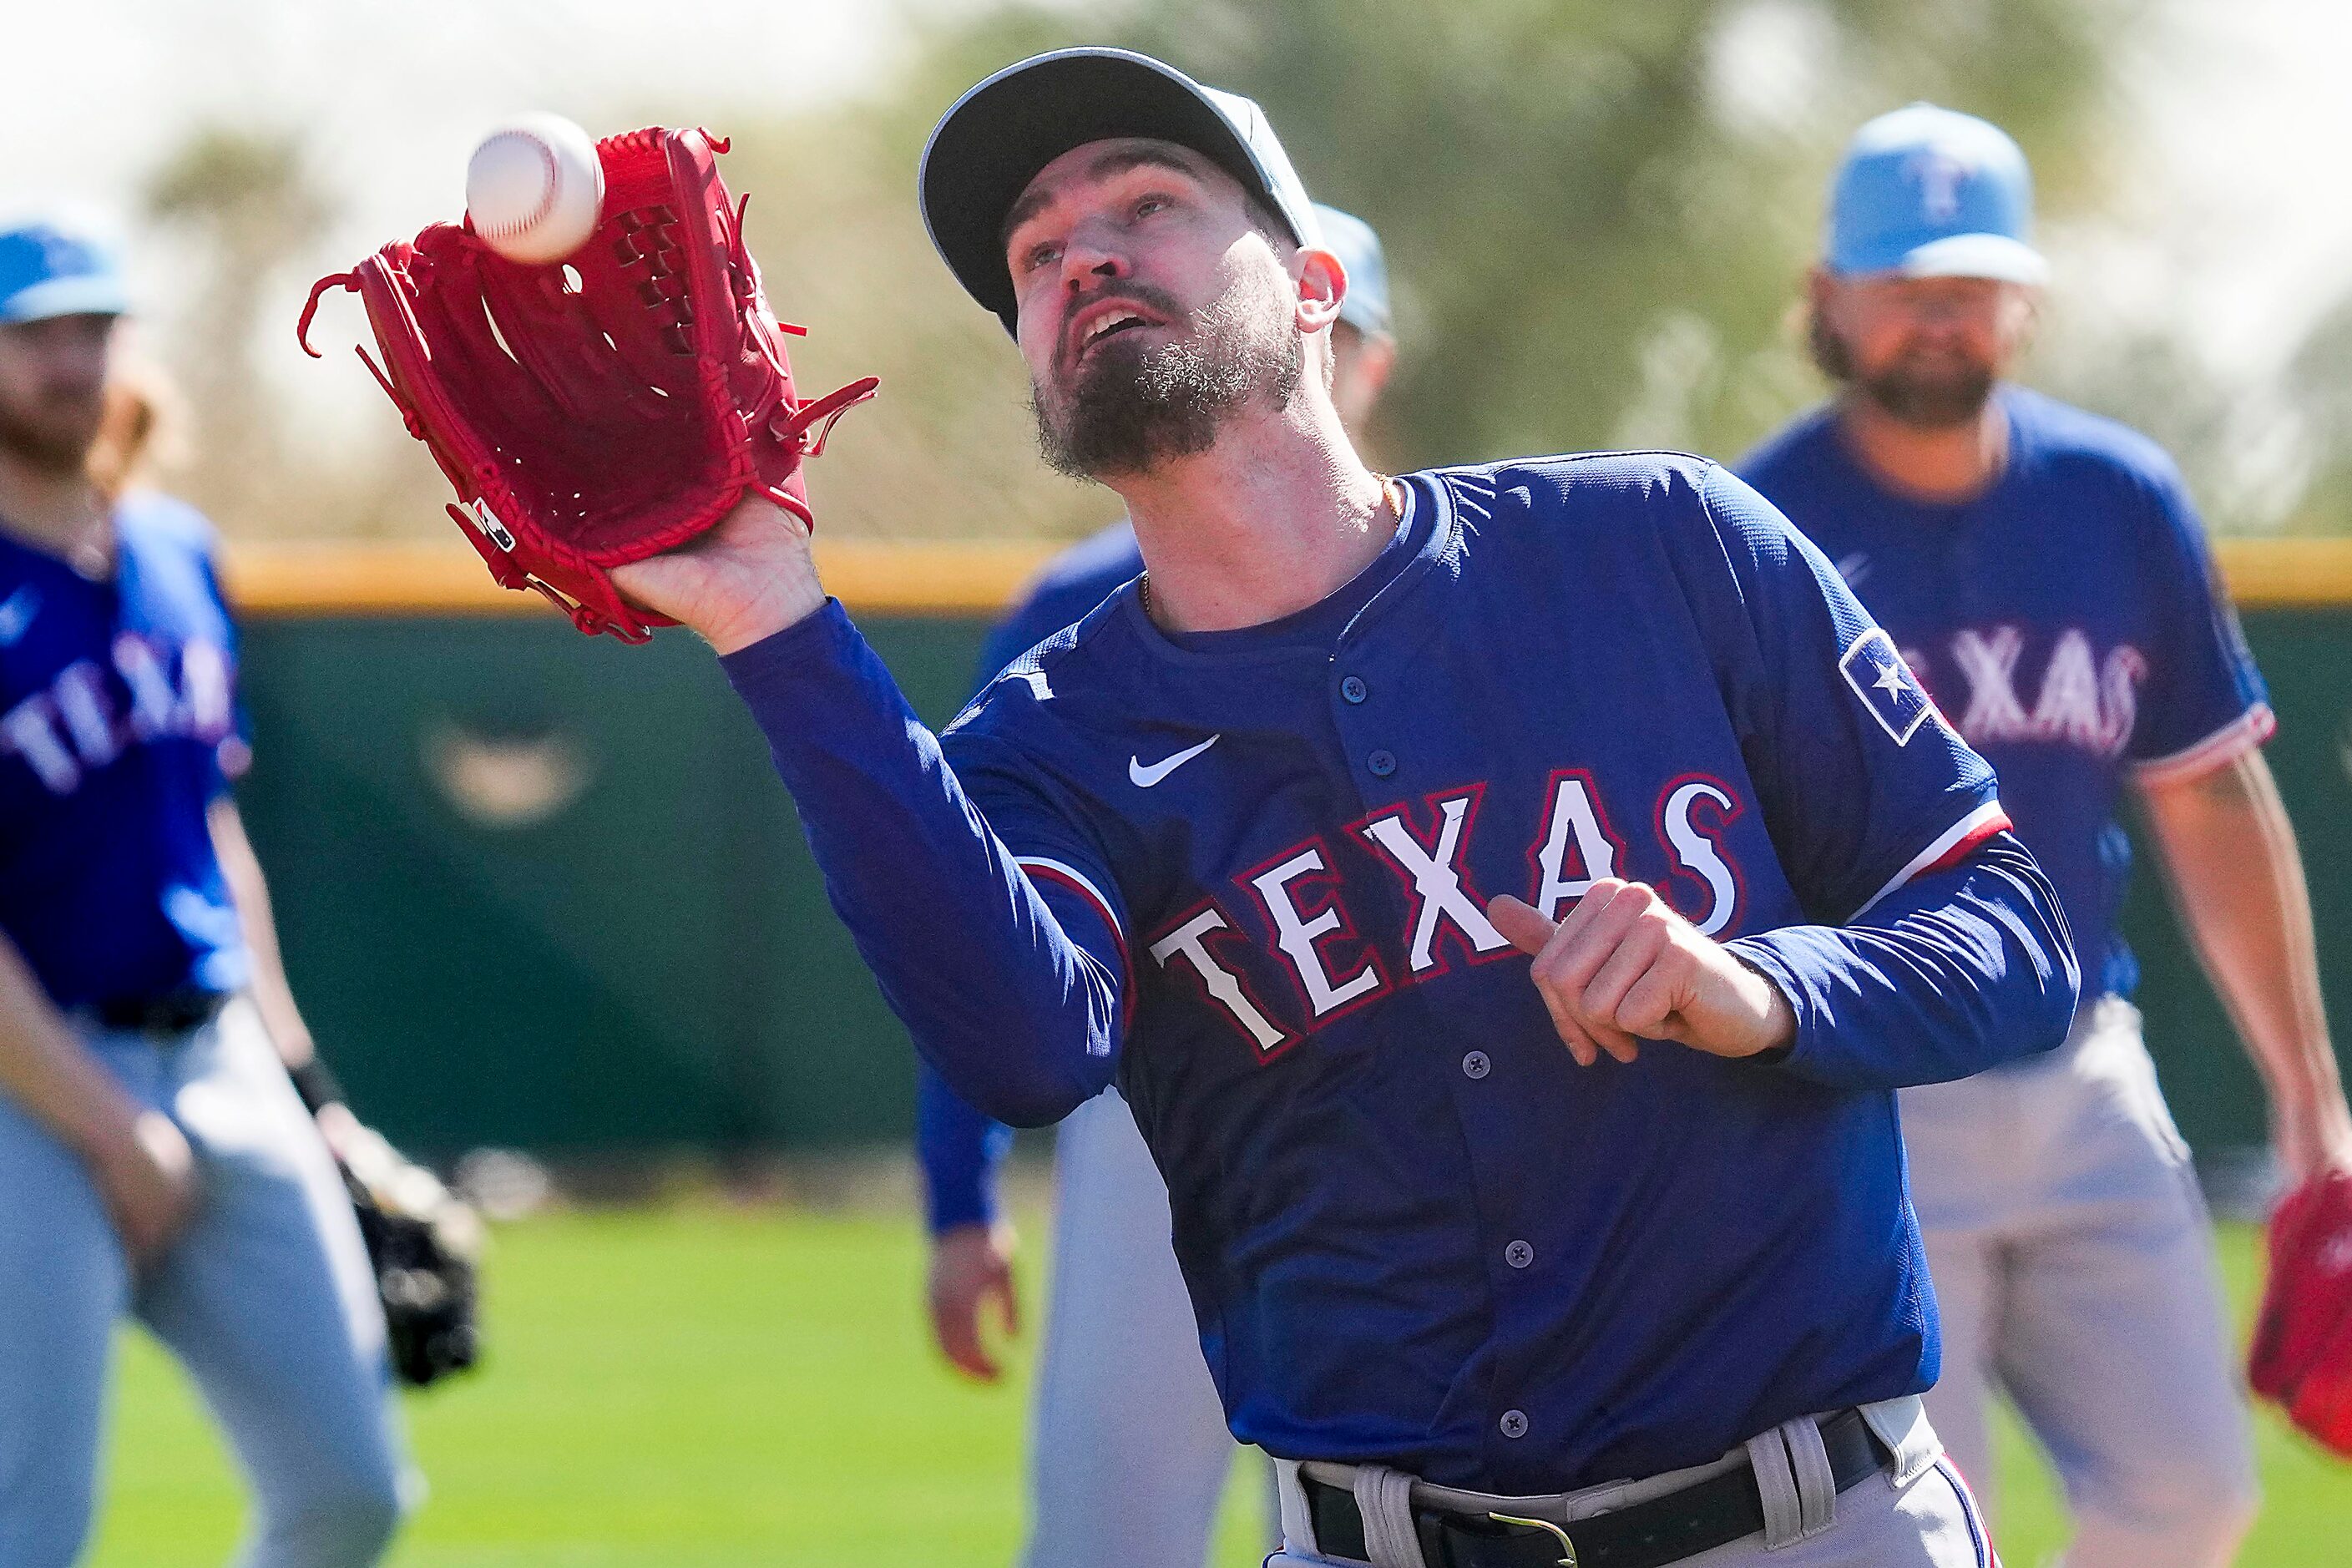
[1839,627,1935,746]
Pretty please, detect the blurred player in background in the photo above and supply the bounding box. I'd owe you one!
[0,218,413,1567]
[1741,105,2352,1568]
[918,203,1396,1568]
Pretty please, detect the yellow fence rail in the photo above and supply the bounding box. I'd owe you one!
[219,535,2352,620]
[221,539,1067,619]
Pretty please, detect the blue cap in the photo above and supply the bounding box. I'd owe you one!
[0,219,131,324]
[1314,204,1391,340]
[922,48,1325,336]
[1826,104,2046,286]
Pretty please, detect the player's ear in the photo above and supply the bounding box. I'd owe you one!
[1803,266,1836,316]
[1295,245,1347,334]
[1997,281,2041,355]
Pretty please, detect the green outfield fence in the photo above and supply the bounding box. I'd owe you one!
[223,540,2352,1159]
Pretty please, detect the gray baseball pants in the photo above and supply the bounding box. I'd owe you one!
[0,997,413,1567]
[1019,1086,1275,1568]
[1269,1396,1991,1567]
[1900,996,2258,1568]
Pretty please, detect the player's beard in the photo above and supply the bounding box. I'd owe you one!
[0,387,106,477]
[1032,266,1303,481]
[1859,354,1995,429]
[1808,308,1994,430]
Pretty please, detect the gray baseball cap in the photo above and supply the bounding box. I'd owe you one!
[920,48,1324,336]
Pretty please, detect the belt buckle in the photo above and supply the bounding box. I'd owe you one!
[1486,1511,1578,1567]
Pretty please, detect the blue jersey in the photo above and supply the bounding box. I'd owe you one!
[0,493,250,1009]
[1740,387,2269,1009]
[916,518,1143,1235]
[723,453,2076,1490]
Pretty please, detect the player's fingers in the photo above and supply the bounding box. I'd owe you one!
[1487,894,1557,957]
[1528,885,1650,1065]
[1576,1012,1642,1064]
[934,1300,1001,1382]
[1528,975,1601,1065]
[1535,883,1649,999]
[1615,959,1689,1043]
[1493,895,1604,1063]
[1545,877,1626,953]
[1578,918,1671,1028]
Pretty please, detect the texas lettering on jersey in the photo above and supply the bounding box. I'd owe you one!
[1137,770,1747,1060]
[0,631,235,795]
[1920,625,2145,759]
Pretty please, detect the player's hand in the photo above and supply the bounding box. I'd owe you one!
[608,492,827,655]
[927,1221,1021,1382]
[1488,882,1795,1065]
[86,1108,200,1265]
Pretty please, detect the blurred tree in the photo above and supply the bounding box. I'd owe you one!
[249,0,2352,545]
[713,0,2144,539]
[1090,0,2132,470]
[144,126,336,525]
[2277,294,2352,535]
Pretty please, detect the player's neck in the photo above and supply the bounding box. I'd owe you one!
[1113,399,1390,635]
[1835,390,2009,506]
[0,451,110,564]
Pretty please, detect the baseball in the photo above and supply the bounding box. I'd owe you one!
[465,114,604,265]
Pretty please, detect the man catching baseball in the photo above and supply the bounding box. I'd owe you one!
[333,46,2081,1567]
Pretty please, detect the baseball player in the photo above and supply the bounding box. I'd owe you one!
[1739,105,2352,1567]
[0,218,412,1567]
[918,203,1397,1568]
[614,48,2081,1566]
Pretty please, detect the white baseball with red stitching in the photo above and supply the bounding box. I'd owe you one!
[466,113,604,265]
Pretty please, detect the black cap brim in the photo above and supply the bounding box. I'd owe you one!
[920,48,1314,337]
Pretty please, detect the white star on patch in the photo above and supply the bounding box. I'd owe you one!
[1839,627,1935,746]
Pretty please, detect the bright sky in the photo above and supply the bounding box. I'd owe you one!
[3,0,2347,435]
[2,1,917,280]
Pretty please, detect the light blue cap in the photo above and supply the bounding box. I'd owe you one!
[1826,104,2046,286]
[0,219,131,324]
[1313,203,1392,340]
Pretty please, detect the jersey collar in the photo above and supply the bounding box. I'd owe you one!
[1113,472,1455,666]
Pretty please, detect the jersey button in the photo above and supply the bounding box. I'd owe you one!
[1505,1239,1535,1270]
[1461,1050,1491,1080]
[1340,675,1368,705]
[1367,749,1398,777]
[1499,1409,1530,1439]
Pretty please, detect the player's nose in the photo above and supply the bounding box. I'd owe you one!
[1058,228,1127,296]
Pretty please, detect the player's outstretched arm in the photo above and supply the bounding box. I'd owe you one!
[1489,884,1793,1065]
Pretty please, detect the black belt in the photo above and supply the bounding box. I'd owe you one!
[1303,1409,1889,1568]
[91,987,230,1034]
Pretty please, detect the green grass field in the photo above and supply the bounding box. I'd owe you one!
[83,1210,2348,1566]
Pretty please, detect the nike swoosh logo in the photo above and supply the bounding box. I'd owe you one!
[1129,734,1220,787]
[0,584,40,646]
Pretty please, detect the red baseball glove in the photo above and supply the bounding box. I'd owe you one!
[298,126,876,642]
[2248,1167,2352,1456]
